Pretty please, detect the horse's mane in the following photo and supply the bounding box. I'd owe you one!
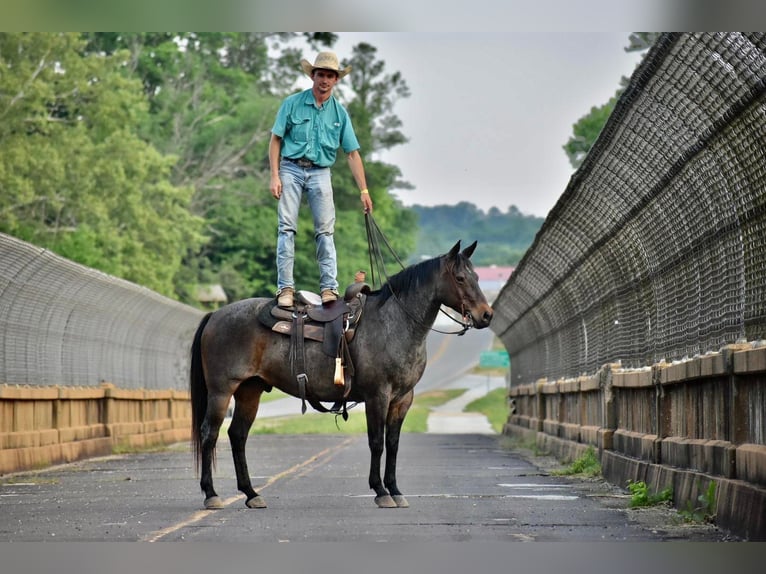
[375,255,443,305]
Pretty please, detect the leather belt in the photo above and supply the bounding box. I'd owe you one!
[284,156,320,168]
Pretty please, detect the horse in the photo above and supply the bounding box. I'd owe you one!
[189,240,493,510]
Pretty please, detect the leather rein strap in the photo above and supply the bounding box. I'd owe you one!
[364,213,473,335]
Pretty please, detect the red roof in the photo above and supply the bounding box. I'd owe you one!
[474,266,514,281]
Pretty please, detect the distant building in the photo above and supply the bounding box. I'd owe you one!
[474,265,514,295]
[196,284,228,310]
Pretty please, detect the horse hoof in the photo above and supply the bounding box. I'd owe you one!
[392,495,409,508]
[374,495,397,508]
[246,495,267,509]
[204,496,224,509]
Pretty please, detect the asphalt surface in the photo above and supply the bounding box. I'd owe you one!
[0,405,734,542]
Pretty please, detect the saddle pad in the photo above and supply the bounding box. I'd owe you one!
[257,299,280,329]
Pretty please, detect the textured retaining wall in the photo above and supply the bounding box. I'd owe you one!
[504,343,766,541]
[0,383,190,474]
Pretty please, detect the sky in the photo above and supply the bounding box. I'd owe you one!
[323,32,645,218]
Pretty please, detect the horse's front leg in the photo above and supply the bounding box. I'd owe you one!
[228,382,267,509]
[365,396,397,508]
[383,390,414,508]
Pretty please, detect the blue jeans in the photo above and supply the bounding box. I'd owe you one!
[276,160,338,292]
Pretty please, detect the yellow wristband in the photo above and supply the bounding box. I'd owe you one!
[360,189,369,194]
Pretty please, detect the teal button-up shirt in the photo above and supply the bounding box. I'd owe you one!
[271,89,360,167]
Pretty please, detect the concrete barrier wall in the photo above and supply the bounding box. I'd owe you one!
[0,383,190,474]
[504,343,766,540]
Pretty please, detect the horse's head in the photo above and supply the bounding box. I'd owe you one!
[440,241,493,329]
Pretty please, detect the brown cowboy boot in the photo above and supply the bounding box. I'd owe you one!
[277,287,294,308]
[320,289,339,304]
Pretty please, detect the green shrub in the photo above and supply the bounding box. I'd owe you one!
[552,446,601,477]
[679,481,717,523]
[627,480,673,508]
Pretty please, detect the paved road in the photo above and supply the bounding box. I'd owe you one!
[0,430,733,542]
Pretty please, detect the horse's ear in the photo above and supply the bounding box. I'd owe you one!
[462,240,477,259]
[447,241,461,259]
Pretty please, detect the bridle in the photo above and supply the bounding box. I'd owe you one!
[364,213,474,336]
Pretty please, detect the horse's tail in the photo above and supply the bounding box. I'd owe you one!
[190,312,213,474]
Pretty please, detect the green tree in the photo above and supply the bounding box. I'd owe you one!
[562,98,618,169]
[0,32,203,297]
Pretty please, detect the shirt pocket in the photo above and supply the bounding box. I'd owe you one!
[319,121,341,149]
[288,115,311,143]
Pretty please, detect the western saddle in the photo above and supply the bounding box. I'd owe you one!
[257,282,370,417]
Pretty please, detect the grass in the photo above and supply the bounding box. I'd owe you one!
[404,389,467,432]
[626,479,717,525]
[627,480,673,508]
[249,388,466,435]
[464,387,508,433]
[259,387,290,403]
[551,445,602,478]
[679,481,717,523]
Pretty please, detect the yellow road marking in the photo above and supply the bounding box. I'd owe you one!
[144,436,357,542]
[428,333,452,365]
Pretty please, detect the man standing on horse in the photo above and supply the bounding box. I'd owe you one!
[269,51,373,309]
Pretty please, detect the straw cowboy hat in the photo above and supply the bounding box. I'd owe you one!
[300,51,352,79]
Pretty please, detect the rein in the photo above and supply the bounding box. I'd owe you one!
[364,213,473,336]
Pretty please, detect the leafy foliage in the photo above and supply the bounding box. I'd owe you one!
[0,32,204,297]
[552,446,601,478]
[627,480,673,508]
[562,97,618,169]
[679,481,717,523]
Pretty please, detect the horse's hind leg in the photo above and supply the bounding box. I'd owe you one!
[228,381,267,509]
[384,390,414,508]
[200,392,231,509]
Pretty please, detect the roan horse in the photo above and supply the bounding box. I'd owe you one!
[190,240,493,510]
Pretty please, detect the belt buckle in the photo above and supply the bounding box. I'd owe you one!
[296,157,314,168]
